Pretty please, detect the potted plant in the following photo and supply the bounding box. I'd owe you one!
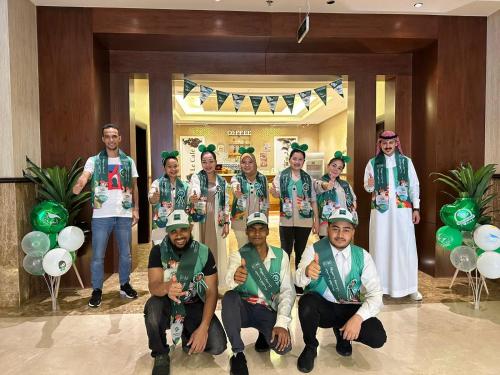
[432,163,497,225]
[23,157,91,226]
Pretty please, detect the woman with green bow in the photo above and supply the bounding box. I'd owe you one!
[230,146,270,248]
[148,151,189,245]
[270,143,320,285]
[188,144,230,285]
[316,151,357,239]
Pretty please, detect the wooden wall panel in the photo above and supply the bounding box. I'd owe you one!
[349,74,377,250]
[149,74,174,178]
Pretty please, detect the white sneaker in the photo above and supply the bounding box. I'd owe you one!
[410,291,423,301]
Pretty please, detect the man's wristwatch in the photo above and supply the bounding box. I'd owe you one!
[412,208,420,212]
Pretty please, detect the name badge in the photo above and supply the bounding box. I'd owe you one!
[237,196,247,210]
[170,319,184,345]
[122,192,133,209]
[396,186,408,199]
[322,203,334,218]
[375,194,388,206]
[300,200,311,212]
[158,206,168,219]
[283,202,293,218]
[195,200,207,215]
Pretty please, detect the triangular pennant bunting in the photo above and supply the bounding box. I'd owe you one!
[249,96,263,114]
[216,90,230,110]
[283,94,296,114]
[330,79,344,98]
[266,96,279,114]
[183,79,197,98]
[199,85,213,105]
[298,90,312,110]
[314,85,328,105]
[232,94,245,112]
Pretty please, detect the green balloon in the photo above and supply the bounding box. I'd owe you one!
[476,248,485,257]
[30,201,68,234]
[436,226,463,250]
[48,233,58,249]
[439,198,478,231]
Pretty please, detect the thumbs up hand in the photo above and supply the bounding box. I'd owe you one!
[367,173,375,188]
[270,182,279,198]
[190,190,199,203]
[306,253,321,280]
[167,274,186,303]
[234,183,243,198]
[234,257,248,285]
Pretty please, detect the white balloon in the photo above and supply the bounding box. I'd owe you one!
[450,246,477,272]
[42,248,72,277]
[57,226,85,252]
[477,252,500,279]
[473,225,500,251]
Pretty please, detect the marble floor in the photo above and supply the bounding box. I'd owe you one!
[2,213,500,374]
[1,301,500,375]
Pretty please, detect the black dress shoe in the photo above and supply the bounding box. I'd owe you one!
[333,328,352,357]
[230,352,249,375]
[297,346,317,373]
[254,332,270,352]
[152,353,170,375]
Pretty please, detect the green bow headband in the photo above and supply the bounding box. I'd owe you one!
[198,144,216,153]
[333,150,351,164]
[161,150,179,160]
[238,146,255,155]
[291,142,309,152]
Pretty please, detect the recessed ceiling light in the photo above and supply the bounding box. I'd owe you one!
[326,0,336,4]
[414,2,423,8]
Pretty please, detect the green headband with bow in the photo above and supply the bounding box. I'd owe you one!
[198,144,216,153]
[333,150,351,164]
[161,150,179,161]
[291,142,309,152]
[238,146,255,155]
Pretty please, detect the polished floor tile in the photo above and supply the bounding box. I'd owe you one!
[1,301,499,374]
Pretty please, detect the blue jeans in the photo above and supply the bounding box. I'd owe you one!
[91,217,132,289]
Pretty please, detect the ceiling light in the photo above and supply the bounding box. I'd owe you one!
[414,2,423,8]
[326,1,336,4]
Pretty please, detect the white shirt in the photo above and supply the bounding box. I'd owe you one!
[84,156,139,218]
[363,154,420,209]
[295,242,383,321]
[226,246,296,329]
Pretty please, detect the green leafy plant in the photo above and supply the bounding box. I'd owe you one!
[23,157,91,225]
[431,163,497,224]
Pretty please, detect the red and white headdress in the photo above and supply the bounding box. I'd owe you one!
[376,130,403,155]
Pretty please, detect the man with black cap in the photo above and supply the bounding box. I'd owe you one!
[295,209,386,373]
[222,212,296,375]
[144,209,227,375]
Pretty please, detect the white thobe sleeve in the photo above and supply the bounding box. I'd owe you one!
[295,244,315,288]
[356,251,384,321]
[275,252,296,329]
[408,159,420,209]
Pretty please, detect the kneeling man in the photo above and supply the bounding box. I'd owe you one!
[223,213,296,375]
[295,209,386,373]
[144,210,227,375]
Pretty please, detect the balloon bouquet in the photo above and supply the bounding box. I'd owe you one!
[436,197,500,309]
[21,200,85,310]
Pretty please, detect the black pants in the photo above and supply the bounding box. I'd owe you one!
[144,295,227,357]
[298,293,386,350]
[279,226,312,270]
[221,290,292,355]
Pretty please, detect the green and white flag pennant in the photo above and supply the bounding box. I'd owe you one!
[217,90,230,110]
[283,94,296,114]
[298,90,312,110]
[266,96,279,114]
[250,96,263,114]
[330,79,344,98]
[183,79,197,98]
[232,94,245,112]
[314,85,327,105]
[199,85,213,105]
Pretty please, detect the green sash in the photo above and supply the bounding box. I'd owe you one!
[236,244,281,309]
[193,170,227,225]
[317,174,355,222]
[160,238,208,321]
[152,177,188,229]
[230,172,268,220]
[279,167,313,218]
[91,149,133,209]
[306,238,363,303]
[372,151,410,213]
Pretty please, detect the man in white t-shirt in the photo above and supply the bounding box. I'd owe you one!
[73,124,140,308]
